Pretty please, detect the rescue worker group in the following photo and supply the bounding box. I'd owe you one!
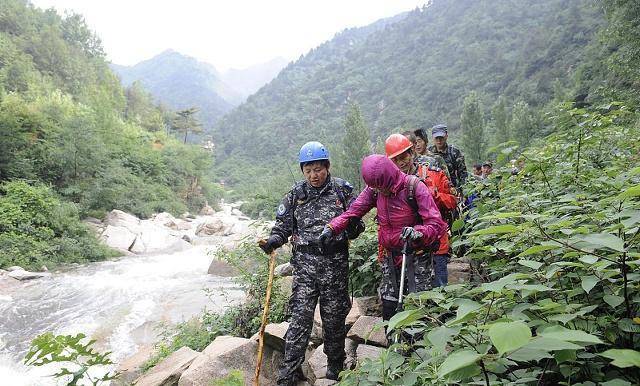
[258,124,492,385]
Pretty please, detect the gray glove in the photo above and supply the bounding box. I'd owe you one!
[401,226,423,241]
[318,225,334,247]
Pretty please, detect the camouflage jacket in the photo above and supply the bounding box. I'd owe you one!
[416,152,451,181]
[271,176,356,247]
[428,144,468,189]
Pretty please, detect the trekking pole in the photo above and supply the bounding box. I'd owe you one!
[254,250,277,386]
[394,239,410,344]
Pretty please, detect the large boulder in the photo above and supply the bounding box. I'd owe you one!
[207,259,239,277]
[105,210,141,233]
[178,335,281,386]
[262,322,289,352]
[347,316,387,347]
[355,344,384,363]
[195,218,227,236]
[7,269,51,281]
[100,225,137,251]
[114,346,154,386]
[200,204,215,216]
[134,346,198,386]
[354,296,381,317]
[307,344,328,382]
[448,260,471,284]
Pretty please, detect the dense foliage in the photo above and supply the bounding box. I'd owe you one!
[0,181,117,269]
[214,0,604,206]
[0,0,222,267]
[339,103,640,385]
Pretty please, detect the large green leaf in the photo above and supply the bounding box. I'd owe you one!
[618,184,640,199]
[601,349,640,368]
[603,295,624,308]
[517,259,544,270]
[427,325,460,353]
[437,350,483,378]
[580,275,599,294]
[571,233,625,252]
[524,337,582,351]
[488,321,532,355]
[387,309,423,331]
[538,325,603,344]
[470,224,519,236]
[517,244,561,257]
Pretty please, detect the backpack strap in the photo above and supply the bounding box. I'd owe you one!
[331,177,352,211]
[406,175,422,224]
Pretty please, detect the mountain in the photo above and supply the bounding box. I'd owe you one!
[214,0,603,178]
[222,57,289,100]
[111,50,240,129]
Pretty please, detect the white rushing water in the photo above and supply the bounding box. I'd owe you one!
[0,205,260,385]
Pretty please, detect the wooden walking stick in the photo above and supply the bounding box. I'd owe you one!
[254,250,277,386]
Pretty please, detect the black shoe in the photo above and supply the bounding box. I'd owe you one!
[326,363,343,381]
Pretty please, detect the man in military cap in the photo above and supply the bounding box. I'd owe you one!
[428,124,468,192]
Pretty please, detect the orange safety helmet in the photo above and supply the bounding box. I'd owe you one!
[385,133,413,159]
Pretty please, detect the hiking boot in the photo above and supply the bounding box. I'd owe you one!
[326,362,343,381]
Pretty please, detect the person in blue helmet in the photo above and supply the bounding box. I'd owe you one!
[258,141,364,385]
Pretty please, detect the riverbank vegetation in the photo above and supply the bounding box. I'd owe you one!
[0,1,222,269]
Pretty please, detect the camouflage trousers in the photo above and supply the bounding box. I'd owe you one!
[277,250,351,385]
[379,249,433,303]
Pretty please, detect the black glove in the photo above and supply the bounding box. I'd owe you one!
[258,235,282,254]
[318,225,334,247]
[401,226,423,241]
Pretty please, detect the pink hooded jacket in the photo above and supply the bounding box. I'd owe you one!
[329,155,447,251]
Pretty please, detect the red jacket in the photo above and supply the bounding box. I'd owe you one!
[414,163,456,255]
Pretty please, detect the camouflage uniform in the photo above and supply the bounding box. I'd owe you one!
[379,248,433,303]
[270,176,356,385]
[428,144,468,190]
[416,153,451,181]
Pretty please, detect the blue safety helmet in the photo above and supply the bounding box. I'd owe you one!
[299,141,330,166]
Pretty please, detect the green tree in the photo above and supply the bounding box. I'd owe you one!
[491,96,510,145]
[337,102,370,191]
[511,101,537,147]
[460,91,486,165]
[171,107,202,144]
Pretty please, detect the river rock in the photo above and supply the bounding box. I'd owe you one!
[199,204,215,216]
[345,338,358,370]
[134,346,199,386]
[347,316,387,347]
[153,212,178,228]
[280,276,293,299]
[354,296,381,316]
[314,379,337,386]
[308,344,328,382]
[105,209,141,233]
[345,300,363,327]
[101,225,137,251]
[178,335,280,386]
[137,223,189,253]
[8,269,51,281]
[207,259,239,277]
[448,260,471,284]
[115,345,155,385]
[6,266,24,272]
[275,262,293,277]
[356,344,384,363]
[195,218,226,236]
[250,322,289,352]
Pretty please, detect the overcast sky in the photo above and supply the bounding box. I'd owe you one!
[30,0,425,72]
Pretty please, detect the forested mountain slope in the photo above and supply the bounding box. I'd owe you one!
[215,0,603,179]
[112,50,239,129]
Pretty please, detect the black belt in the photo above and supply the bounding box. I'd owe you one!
[294,242,348,255]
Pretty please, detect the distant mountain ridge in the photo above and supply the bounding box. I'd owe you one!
[111,50,287,128]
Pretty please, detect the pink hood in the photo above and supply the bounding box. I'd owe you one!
[361,155,405,193]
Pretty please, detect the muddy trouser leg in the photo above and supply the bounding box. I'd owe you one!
[403,252,433,345]
[277,254,319,385]
[319,251,350,370]
[379,254,399,323]
[433,253,449,287]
